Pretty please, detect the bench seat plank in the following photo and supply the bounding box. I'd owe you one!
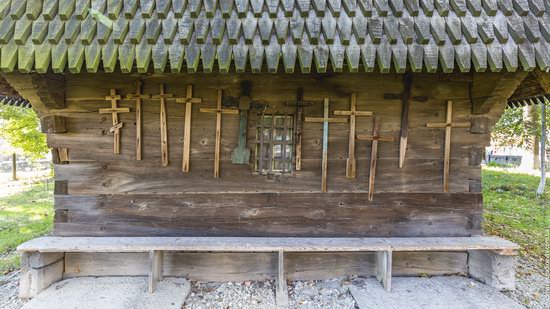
[17,236,519,253]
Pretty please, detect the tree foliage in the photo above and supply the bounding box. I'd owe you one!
[0,106,48,160]
[492,104,550,150]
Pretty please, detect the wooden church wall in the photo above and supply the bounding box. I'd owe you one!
[48,72,493,237]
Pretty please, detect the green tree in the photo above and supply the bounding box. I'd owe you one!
[0,106,48,160]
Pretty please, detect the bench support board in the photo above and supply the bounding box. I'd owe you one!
[468,250,515,291]
[19,252,64,299]
[148,250,164,293]
[376,250,392,292]
[276,251,289,308]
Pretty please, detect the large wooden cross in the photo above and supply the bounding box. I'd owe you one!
[426,100,471,193]
[126,81,150,161]
[100,89,130,155]
[200,90,239,178]
[334,93,373,179]
[305,98,347,192]
[357,117,395,201]
[151,84,174,167]
[176,85,202,173]
[384,74,428,168]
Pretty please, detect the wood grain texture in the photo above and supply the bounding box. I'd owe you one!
[63,251,468,281]
[52,193,482,237]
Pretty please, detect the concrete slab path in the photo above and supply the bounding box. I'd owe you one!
[349,277,523,309]
[21,277,190,309]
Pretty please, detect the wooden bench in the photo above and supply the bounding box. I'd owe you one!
[17,236,519,306]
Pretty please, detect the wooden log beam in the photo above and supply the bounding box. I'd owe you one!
[40,115,67,134]
[470,72,528,115]
[1,72,65,115]
[533,71,550,93]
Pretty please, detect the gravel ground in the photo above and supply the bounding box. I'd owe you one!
[0,271,27,309]
[502,257,549,309]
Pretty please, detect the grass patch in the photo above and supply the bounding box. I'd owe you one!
[0,181,53,274]
[482,168,549,265]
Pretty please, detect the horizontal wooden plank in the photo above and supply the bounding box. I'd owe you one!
[19,236,517,253]
[54,159,480,194]
[63,251,468,281]
[51,192,482,237]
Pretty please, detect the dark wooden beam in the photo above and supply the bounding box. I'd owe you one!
[1,72,66,115]
[41,115,67,133]
[470,72,528,114]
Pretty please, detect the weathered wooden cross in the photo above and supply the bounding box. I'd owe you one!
[334,93,373,179]
[305,98,347,192]
[200,90,239,178]
[151,84,174,167]
[426,100,471,193]
[125,81,150,160]
[100,89,130,155]
[357,117,395,201]
[384,74,428,168]
[176,85,202,173]
[285,88,313,171]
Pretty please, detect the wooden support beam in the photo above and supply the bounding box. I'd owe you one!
[471,72,528,114]
[376,250,392,292]
[176,85,202,173]
[2,72,66,115]
[19,252,64,298]
[276,250,289,308]
[148,250,163,293]
[40,115,67,133]
[468,250,516,291]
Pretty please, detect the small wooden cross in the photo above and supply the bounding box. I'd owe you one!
[384,74,428,168]
[285,88,314,171]
[305,98,347,192]
[126,81,150,161]
[100,89,130,155]
[426,100,471,193]
[200,90,239,178]
[334,93,373,179]
[176,85,203,173]
[357,117,395,201]
[151,84,174,167]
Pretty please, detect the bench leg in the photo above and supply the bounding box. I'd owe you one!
[19,252,64,299]
[148,250,163,293]
[468,250,515,291]
[376,250,392,292]
[276,250,289,308]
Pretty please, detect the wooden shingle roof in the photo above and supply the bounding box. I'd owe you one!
[0,0,550,74]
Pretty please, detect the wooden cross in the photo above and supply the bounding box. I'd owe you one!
[126,81,150,161]
[200,90,239,178]
[305,98,347,192]
[100,89,130,155]
[151,84,174,167]
[384,74,428,168]
[357,117,395,201]
[285,88,313,171]
[426,100,471,193]
[176,85,202,173]
[334,93,373,179]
